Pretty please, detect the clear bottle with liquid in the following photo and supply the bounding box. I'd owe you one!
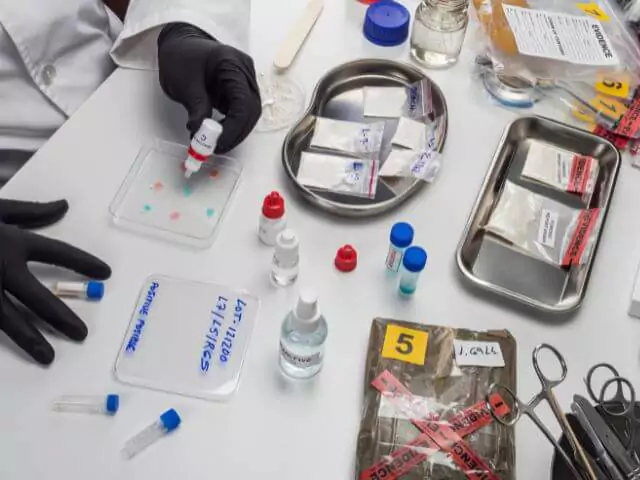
[279,291,328,379]
[410,0,469,68]
[271,229,299,287]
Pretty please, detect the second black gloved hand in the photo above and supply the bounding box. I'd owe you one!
[0,199,111,365]
[158,23,262,153]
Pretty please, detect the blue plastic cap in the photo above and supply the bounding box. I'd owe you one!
[86,281,105,300]
[403,246,428,273]
[364,1,411,47]
[160,409,181,433]
[105,394,119,415]
[390,222,415,248]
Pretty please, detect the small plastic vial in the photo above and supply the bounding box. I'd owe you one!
[410,0,469,68]
[122,409,181,459]
[386,222,415,273]
[53,281,105,301]
[279,291,328,379]
[184,119,223,178]
[258,191,287,246]
[271,229,299,287]
[398,246,428,296]
[53,394,119,416]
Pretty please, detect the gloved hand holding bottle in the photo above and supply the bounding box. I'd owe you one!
[0,199,111,365]
[157,22,262,154]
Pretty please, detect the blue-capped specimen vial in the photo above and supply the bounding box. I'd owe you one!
[398,246,428,296]
[386,222,415,273]
[122,409,181,459]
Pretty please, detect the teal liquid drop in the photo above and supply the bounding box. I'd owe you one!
[399,283,416,296]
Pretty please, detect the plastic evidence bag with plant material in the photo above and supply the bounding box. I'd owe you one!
[114,275,260,401]
[310,118,385,158]
[484,181,601,267]
[355,318,516,480]
[297,151,380,198]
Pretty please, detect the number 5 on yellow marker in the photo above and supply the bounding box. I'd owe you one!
[595,75,630,99]
[381,324,429,365]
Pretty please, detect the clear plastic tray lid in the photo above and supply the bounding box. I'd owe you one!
[115,275,260,401]
[109,139,242,248]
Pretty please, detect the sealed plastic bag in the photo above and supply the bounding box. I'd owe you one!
[521,142,600,202]
[471,0,640,83]
[380,120,443,182]
[297,152,379,198]
[364,79,433,119]
[310,118,385,157]
[356,319,516,480]
[484,182,601,267]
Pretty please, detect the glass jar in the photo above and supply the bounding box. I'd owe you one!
[410,0,469,68]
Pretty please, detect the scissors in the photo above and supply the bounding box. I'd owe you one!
[486,344,598,480]
[586,363,640,462]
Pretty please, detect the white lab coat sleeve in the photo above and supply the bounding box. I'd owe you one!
[110,0,251,70]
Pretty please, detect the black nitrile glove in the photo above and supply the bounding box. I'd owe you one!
[158,22,262,153]
[0,199,111,365]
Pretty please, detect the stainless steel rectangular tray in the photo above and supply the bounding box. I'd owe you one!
[456,116,621,314]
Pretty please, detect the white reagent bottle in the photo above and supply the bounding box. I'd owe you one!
[184,119,223,179]
[258,191,287,246]
[279,290,328,379]
[270,229,299,287]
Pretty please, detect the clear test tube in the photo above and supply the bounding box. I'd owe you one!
[53,394,119,416]
[53,281,105,301]
[122,409,182,459]
[398,246,428,296]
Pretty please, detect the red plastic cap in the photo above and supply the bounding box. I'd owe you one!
[262,191,285,219]
[335,245,358,272]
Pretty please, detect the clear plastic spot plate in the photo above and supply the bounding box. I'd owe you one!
[114,275,260,401]
[109,139,242,248]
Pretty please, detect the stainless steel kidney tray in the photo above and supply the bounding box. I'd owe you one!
[456,116,620,314]
[282,59,448,217]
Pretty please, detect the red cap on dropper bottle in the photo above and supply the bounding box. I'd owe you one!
[262,191,285,219]
[335,245,358,272]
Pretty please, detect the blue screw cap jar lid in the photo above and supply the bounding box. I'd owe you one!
[364,1,411,47]
[390,222,415,248]
[403,246,428,272]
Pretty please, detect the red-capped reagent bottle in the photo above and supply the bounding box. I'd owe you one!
[184,119,223,179]
[259,191,287,246]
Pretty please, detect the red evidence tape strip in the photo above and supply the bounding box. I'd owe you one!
[614,94,640,139]
[369,370,509,480]
[568,156,592,195]
[360,434,440,480]
[593,125,630,150]
[561,209,601,267]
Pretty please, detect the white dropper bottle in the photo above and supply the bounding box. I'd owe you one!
[184,119,223,179]
[279,290,328,379]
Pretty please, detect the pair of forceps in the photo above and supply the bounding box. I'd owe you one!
[586,363,640,467]
[486,344,597,480]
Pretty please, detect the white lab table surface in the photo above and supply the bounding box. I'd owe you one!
[2,1,639,478]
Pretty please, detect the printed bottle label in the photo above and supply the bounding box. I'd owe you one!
[280,342,321,367]
[386,247,402,272]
